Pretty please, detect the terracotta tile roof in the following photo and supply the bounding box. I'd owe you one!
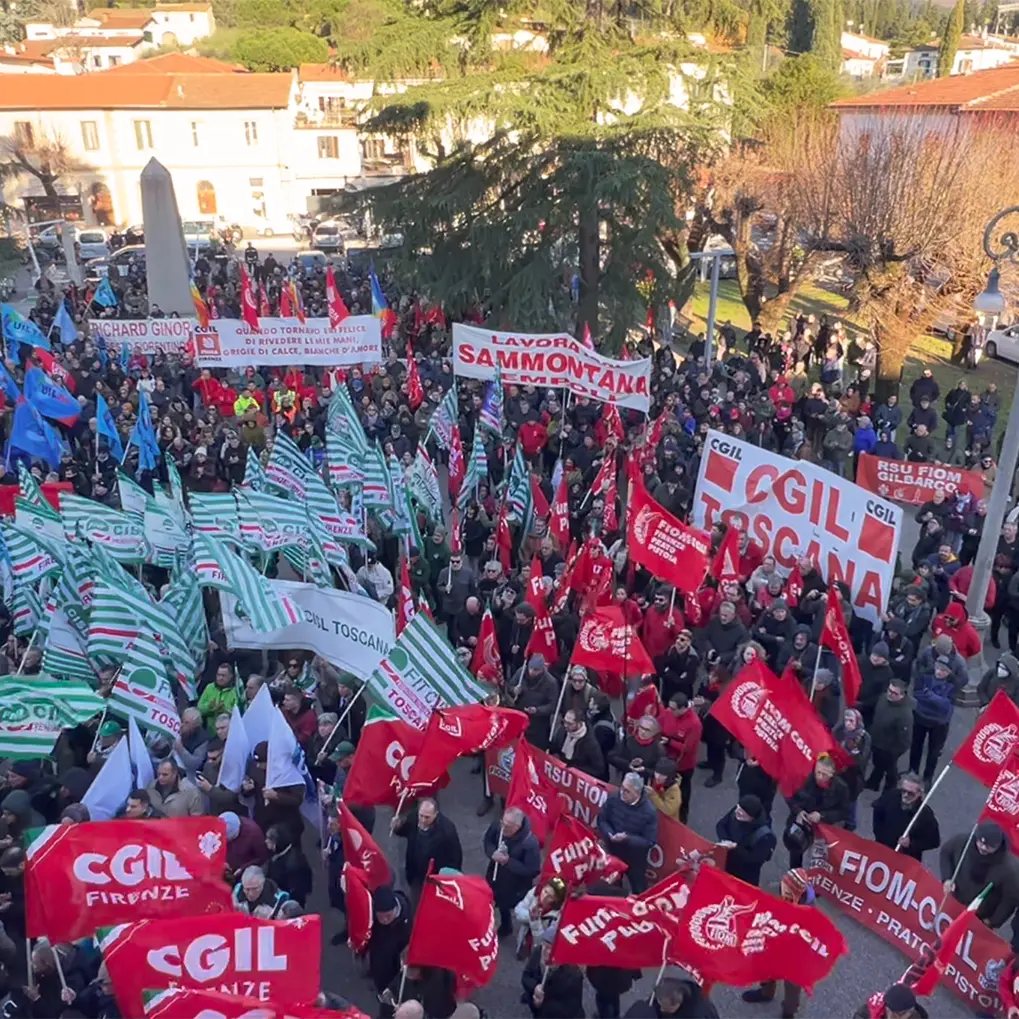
[102,52,245,73]
[843,48,876,61]
[6,39,58,59]
[299,62,350,81]
[83,8,155,28]
[62,32,145,47]
[0,70,291,108]
[153,3,213,9]
[831,62,1019,108]
[0,49,55,65]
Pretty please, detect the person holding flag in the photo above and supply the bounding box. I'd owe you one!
[483,805,541,936]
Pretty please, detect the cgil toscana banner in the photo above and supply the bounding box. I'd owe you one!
[194,317,382,368]
[692,429,902,625]
[452,323,652,412]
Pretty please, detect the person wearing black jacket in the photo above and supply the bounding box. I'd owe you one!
[522,926,584,1018]
[550,710,606,780]
[484,808,541,935]
[882,618,915,684]
[393,798,463,901]
[656,631,700,702]
[753,601,795,669]
[71,963,120,1019]
[872,772,941,862]
[696,602,748,670]
[784,755,850,868]
[264,825,313,907]
[858,641,894,730]
[585,881,641,1019]
[716,794,777,886]
[368,885,413,995]
[26,941,87,1019]
[624,976,720,1018]
[737,755,777,819]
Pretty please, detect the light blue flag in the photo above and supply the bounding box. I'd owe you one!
[93,278,117,309]
[95,393,124,461]
[1,304,48,353]
[53,302,77,344]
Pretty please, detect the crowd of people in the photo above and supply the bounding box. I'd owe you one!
[1,245,1016,1019]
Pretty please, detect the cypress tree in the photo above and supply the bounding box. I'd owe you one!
[938,0,964,75]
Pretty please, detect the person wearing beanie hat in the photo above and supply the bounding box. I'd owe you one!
[910,631,966,689]
[754,599,795,669]
[715,791,776,887]
[859,640,894,729]
[521,920,583,1019]
[368,884,412,995]
[647,757,682,822]
[809,667,840,731]
[910,646,966,782]
[940,819,1019,930]
[506,651,560,752]
[852,981,929,1019]
[743,868,814,1017]
[219,809,269,883]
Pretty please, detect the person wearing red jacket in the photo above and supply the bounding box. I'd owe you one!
[949,563,996,612]
[658,692,702,823]
[191,369,224,410]
[769,377,796,419]
[932,600,982,659]
[613,586,643,627]
[520,417,549,459]
[739,532,765,581]
[281,684,317,748]
[641,587,684,660]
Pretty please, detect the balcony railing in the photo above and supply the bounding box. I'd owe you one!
[294,109,360,129]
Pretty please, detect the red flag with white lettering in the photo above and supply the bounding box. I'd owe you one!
[100,913,321,1018]
[672,865,847,991]
[239,265,260,331]
[504,738,564,845]
[405,347,424,410]
[404,705,529,793]
[549,475,570,550]
[980,745,1019,854]
[470,607,503,688]
[551,892,668,969]
[342,862,374,955]
[407,872,498,994]
[573,606,655,678]
[525,588,560,664]
[395,558,415,636]
[448,425,466,501]
[785,564,804,608]
[25,818,232,941]
[952,688,1019,788]
[820,589,861,707]
[337,801,391,891]
[539,812,627,886]
[141,987,370,1019]
[325,265,350,329]
[711,527,740,582]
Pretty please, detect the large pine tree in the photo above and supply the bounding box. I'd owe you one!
[337,0,731,343]
[938,0,964,75]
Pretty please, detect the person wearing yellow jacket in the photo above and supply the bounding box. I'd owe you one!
[647,758,682,821]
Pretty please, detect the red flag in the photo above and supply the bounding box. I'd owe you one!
[407,872,498,994]
[980,745,1019,853]
[448,424,466,501]
[449,507,463,556]
[280,281,294,318]
[820,589,861,707]
[337,801,391,891]
[396,558,415,636]
[239,265,260,331]
[952,688,1019,787]
[290,280,306,324]
[343,711,449,808]
[405,705,528,792]
[602,472,619,533]
[641,413,668,468]
[673,865,847,991]
[471,607,503,688]
[709,659,838,797]
[711,527,740,582]
[25,818,233,942]
[496,505,512,572]
[504,738,564,845]
[259,281,271,318]
[604,403,625,443]
[525,552,544,605]
[573,606,655,679]
[325,264,350,328]
[539,812,628,886]
[525,588,559,663]
[591,455,616,501]
[531,474,550,521]
[627,474,711,592]
[342,862,374,955]
[581,323,594,349]
[405,350,424,410]
[423,304,446,328]
[785,564,804,608]
[549,475,570,549]
[910,898,983,997]
[141,987,370,1019]
[101,913,321,1018]
[33,348,76,392]
[551,893,668,970]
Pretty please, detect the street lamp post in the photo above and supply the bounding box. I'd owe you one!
[960,207,1019,701]
[688,247,734,369]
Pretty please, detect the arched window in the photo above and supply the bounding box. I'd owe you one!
[197,180,216,214]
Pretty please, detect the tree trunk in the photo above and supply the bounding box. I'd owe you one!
[577,201,600,340]
[873,323,905,405]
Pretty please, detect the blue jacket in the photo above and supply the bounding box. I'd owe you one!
[597,788,659,852]
[853,427,877,454]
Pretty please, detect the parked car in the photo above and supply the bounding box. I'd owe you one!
[312,220,345,255]
[985,323,1019,365]
[84,244,146,281]
[294,249,329,276]
[76,228,109,261]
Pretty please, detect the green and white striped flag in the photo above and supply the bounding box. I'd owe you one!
[327,386,369,452]
[237,488,310,554]
[107,633,181,741]
[41,606,96,684]
[428,386,458,449]
[193,531,301,632]
[15,495,65,546]
[244,447,266,491]
[265,429,315,501]
[60,494,147,563]
[365,614,490,731]
[11,581,42,637]
[0,676,104,758]
[52,542,94,623]
[408,446,443,523]
[160,568,208,668]
[326,428,367,487]
[164,453,186,512]
[388,455,411,536]
[362,444,392,510]
[116,471,149,518]
[457,428,489,509]
[506,444,533,532]
[2,521,62,584]
[17,464,46,508]
[118,473,190,568]
[189,493,240,542]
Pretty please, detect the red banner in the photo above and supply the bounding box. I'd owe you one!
[337,802,390,891]
[470,608,503,688]
[505,738,566,845]
[820,591,861,707]
[0,481,71,518]
[484,743,725,883]
[551,893,667,970]
[806,823,1009,1012]
[628,475,711,592]
[980,747,1019,854]
[675,865,847,992]
[342,863,373,955]
[142,987,369,1019]
[25,818,232,941]
[573,606,655,679]
[407,872,498,994]
[539,812,628,886]
[709,660,837,797]
[952,689,1019,788]
[101,913,322,1018]
[856,453,984,505]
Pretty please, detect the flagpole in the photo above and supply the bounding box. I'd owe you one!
[51,942,69,996]
[548,670,570,742]
[25,938,32,992]
[389,789,410,835]
[896,763,952,851]
[16,629,38,674]
[942,818,981,912]
[396,964,408,1004]
[89,705,108,756]
[315,684,366,764]
[649,937,671,1002]
[807,647,823,701]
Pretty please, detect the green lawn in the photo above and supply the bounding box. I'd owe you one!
[682,278,1018,444]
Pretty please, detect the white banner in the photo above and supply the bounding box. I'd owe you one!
[452,323,652,412]
[195,316,381,367]
[692,430,902,625]
[88,318,194,354]
[221,579,394,680]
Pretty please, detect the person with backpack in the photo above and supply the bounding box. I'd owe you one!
[715,794,777,886]
[909,655,965,783]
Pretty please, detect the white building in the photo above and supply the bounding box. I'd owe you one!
[841,31,889,78]
[901,33,1018,78]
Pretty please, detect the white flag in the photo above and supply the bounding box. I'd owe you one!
[128,716,154,790]
[241,682,274,750]
[81,736,132,821]
[218,705,250,793]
